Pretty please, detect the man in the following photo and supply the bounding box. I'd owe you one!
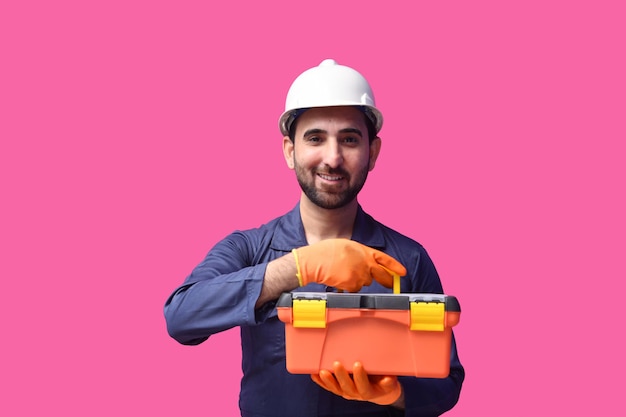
[164,59,464,417]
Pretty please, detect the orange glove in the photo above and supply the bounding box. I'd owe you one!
[293,239,406,292]
[311,361,402,406]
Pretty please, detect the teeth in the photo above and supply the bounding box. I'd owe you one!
[319,174,342,180]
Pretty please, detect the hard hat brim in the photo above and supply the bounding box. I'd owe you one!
[279,105,383,137]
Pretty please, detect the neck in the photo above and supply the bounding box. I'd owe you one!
[299,194,358,244]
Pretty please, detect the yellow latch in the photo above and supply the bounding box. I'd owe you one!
[293,299,327,328]
[410,301,445,331]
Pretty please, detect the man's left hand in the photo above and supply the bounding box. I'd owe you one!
[311,361,402,406]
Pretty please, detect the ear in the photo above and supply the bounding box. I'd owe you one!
[368,136,382,171]
[283,136,295,170]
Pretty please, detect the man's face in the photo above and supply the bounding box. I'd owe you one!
[283,106,381,210]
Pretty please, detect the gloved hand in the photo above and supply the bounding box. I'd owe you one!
[293,238,406,292]
[311,361,403,406]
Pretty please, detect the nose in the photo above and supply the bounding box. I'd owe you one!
[322,139,343,168]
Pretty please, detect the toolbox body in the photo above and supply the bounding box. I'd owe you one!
[276,292,461,378]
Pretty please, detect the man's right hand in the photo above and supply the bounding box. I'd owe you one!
[293,238,406,292]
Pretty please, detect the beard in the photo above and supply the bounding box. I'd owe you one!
[294,161,370,209]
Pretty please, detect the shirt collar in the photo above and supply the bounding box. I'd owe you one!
[270,202,386,251]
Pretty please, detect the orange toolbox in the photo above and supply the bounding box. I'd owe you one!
[276,287,461,378]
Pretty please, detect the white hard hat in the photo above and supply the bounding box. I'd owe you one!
[278,59,383,136]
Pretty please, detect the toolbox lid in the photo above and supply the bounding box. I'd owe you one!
[277,292,460,312]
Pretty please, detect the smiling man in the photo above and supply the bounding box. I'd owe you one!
[287,106,377,212]
[164,59,464,417]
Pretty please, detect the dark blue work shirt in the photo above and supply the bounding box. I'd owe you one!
[164,204,464,417]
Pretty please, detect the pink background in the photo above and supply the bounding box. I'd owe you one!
[2,1,624,416]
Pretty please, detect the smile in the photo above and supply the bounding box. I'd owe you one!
[317,173,344,181]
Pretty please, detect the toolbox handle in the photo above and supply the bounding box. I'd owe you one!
[380,266,401,294]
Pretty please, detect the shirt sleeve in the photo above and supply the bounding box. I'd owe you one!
[163,232,267,345]
[398,245,466,416]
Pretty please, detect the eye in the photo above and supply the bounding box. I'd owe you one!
[342,136,359,145]
[305,135,322,144]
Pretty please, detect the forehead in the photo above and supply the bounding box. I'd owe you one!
[295,106,368,133]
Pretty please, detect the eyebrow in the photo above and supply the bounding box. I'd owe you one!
[339,128,363,137]
[303,128,326,137]
[302,128,363,137]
